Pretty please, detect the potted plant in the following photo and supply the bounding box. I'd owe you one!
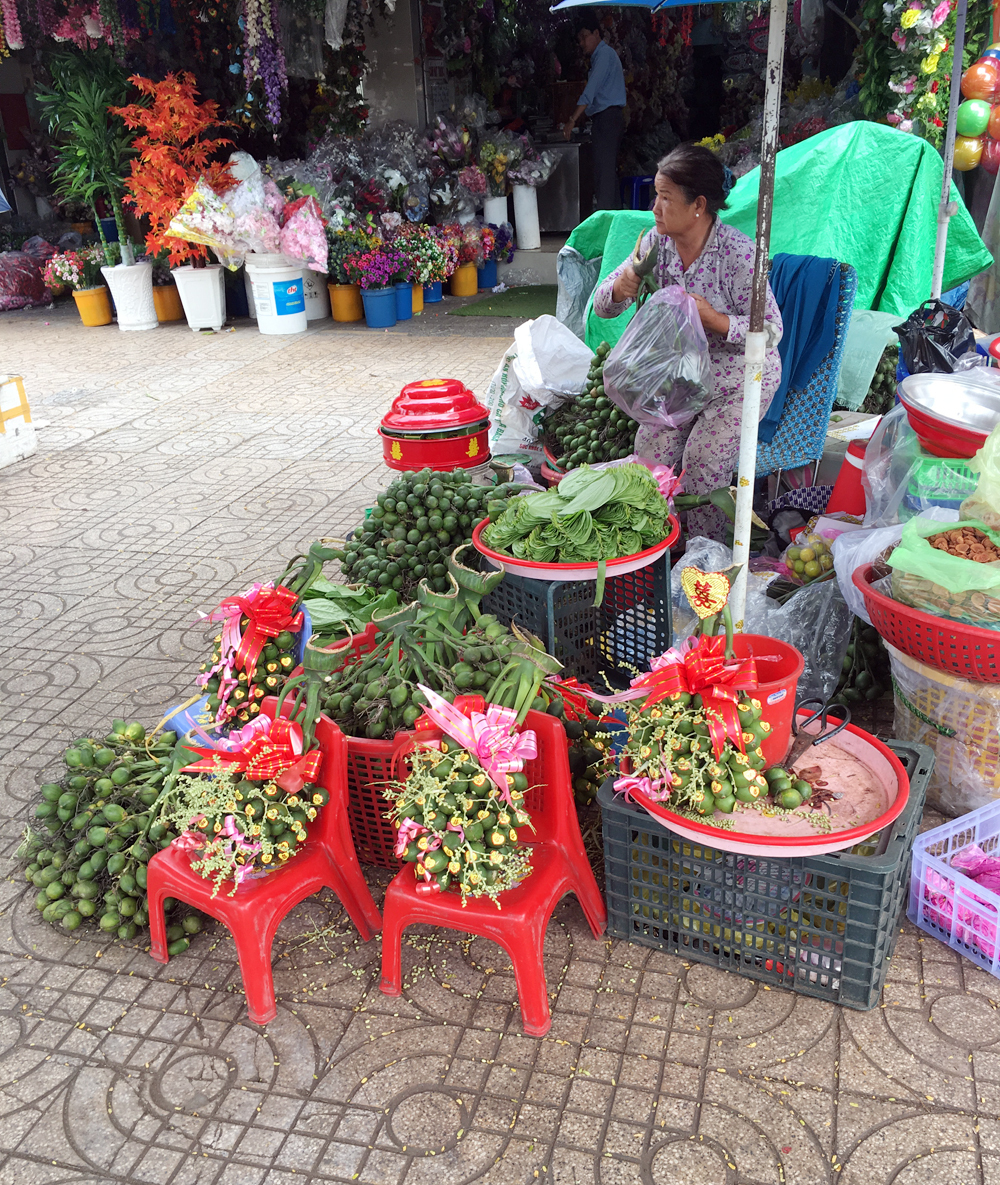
[345,245,409,329]
[442,223,480,297]
[112,72,233,333]
[478,221,515,290]
[35,49,157,331]
[396,226,450,311]
[44,246,113,326]
[326,227,368,322]
[390,249,414,322]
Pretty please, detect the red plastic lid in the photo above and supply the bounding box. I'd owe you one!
[381,378,489,434]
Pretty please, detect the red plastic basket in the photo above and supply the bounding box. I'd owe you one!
[306,623,406,869]
[853,562,1000,683]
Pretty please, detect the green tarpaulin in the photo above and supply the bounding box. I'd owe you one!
[568,122,993,351]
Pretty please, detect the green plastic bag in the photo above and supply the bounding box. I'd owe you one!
[889,517,1000,629]
[960,423,1000,532]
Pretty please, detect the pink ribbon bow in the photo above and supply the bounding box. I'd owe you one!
[416,685,537,797]
[218,815,262,886]
[394,817,427,858]
[614,774,669,803]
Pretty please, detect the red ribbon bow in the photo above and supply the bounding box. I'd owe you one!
[186,716,322,793]
[205,582,303,682]
[628,634,758,760]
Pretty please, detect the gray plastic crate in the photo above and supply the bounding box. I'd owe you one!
[481,555,672,687]
[599,740,934,1009]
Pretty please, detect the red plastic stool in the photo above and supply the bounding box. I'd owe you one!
[378,710,607,1037]
[147,699,382,1026]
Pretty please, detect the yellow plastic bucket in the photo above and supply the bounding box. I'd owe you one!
[153,284,184,322]
[72,286,113,327]
[412,283,424,315]
[450,263,477,297]
[329,283,364,322]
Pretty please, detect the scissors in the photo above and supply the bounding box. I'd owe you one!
[784,698,851,769]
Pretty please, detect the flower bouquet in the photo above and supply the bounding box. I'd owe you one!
[327,227,376,285]
[165,714,329,894]
[509,150,557,188]
[457,164,488,207]
[386,688,536,905]
[345,245,411,290]
[438,222,480,267]
[479,133,522,197]
[488,221,516,264]
[279,194,329,273]
[397,227,450,285]
[43,246,107,292]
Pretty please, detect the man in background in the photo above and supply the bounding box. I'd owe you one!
[562,8,627,211]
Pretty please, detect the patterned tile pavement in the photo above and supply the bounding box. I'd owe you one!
[0,302,996,1185]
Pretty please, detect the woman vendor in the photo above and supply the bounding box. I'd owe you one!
[593,143,782,540]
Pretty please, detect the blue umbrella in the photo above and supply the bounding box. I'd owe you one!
[551,0,789,621]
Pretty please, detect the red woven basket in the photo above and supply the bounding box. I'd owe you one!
[852,562,1000,683]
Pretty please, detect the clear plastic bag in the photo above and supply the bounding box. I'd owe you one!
[889,517,1000,630]
[754,578,853,704]
[861,403,923,527]
[168,178,243,269]
[0,251,47,311]
[556,246,601,342]
[961,423,1000,531]
[603,287,712,429]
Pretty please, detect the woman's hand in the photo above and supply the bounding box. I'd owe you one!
[688,292,730,337]
[612,265,641,303]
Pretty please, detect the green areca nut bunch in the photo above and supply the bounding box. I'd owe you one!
[334,469,521,601]
[199,629,300,726]
[387,741,533,905]
[161,766,331,896]
[545,342,638,471]
[19,719,203,949]
[621,692,810,817]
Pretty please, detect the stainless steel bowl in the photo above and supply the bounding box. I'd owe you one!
[898,371,1000,434]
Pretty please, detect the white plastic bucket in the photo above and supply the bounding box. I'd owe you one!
[245,253,307,334]
[484,196,508,226]
[513,185,540,250]
[302,270,330,320]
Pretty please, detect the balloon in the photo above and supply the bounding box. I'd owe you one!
[958,98,992,136]
[983,138,1000,175]
[989,105,1000,140]
[984,48,1000,62]
[954,135,984,171]
[962,58,1000,102]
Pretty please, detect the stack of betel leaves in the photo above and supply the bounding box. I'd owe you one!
[542,342,639,472]
[328,468,524,601]
[481,464,672,565]
[18,720,203,948]
[194,541,336,730]
[386,687,538,904]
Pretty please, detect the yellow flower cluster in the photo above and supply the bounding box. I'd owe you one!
[900,9,919,28]
[696,133,726,150]
[921,52,941,73]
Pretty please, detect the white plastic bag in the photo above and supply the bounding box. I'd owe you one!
[484,346,543,462]
[511,315,592,408]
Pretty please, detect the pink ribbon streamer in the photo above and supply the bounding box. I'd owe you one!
[195,581,267,725]
[416,685,538,798]
[614,774,669,803]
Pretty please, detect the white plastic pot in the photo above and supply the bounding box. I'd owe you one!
[245,253,307,335]
[101,261,157,331]
[484,195,508,226]
[172,264,226,332]
[301,270,330,321]
[513,185,540,250]
[244,268,257,320]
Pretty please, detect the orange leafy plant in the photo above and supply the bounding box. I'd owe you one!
[112,72,234,267]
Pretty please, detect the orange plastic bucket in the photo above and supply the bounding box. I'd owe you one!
[153,284,184,322]
[729,634,805,765]
[72,286,112,326]
[329,283,364,322]
[412,283,424,314]
[450,262,477,297]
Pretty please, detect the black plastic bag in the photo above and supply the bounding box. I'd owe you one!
[893,299,976,374]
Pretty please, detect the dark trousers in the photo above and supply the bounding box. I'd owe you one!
[590,106,625,211]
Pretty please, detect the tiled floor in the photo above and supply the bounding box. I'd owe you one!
[0,302,995,1185]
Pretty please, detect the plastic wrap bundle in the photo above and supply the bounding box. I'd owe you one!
[279,196,328,273]
[889,643,1000,816]
[556,247,602,341]
[0,251,49,311]
[168,178,243,269]
[227,161,282,257]
[509,151,558,188]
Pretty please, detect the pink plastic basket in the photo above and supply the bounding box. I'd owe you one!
[909,800,1000,975]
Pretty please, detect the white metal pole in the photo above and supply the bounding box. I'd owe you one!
[931,0,968,298]
[730,0,788,629]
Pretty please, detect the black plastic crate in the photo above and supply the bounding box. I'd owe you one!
[599,740,934,1009]
[481,555,673,686]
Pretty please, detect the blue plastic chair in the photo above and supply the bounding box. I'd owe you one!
[619,175,655,210]
[756,261,858,482]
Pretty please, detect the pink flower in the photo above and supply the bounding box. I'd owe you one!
[931,0,949,24]
[886,111,902,125]
[892,28,907,48]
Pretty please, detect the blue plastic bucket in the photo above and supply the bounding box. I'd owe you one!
[477,260,498,290]
[98,217,119,243]
[423,281,443,303]
[362,287,397,328]
[164,604,311,745]
[394,282,413,321]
